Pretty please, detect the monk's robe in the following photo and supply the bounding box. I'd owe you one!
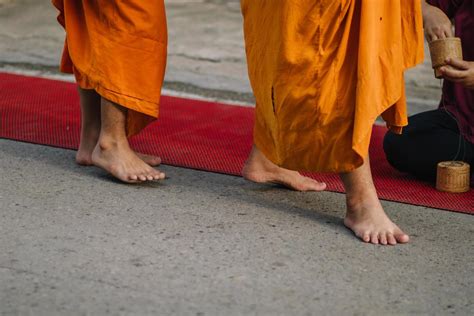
[52,1,167,136]
[241,0,424,172]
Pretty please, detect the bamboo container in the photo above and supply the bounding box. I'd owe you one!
[436,161,470,193]
[429,38,463,79]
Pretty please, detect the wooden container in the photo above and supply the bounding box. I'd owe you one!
[436,161,470,193]
[429,38,463,79]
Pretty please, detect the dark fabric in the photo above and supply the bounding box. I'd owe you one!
[384,109,474,182]
[428,0,474,143]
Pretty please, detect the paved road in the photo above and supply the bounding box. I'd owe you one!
[1,139,473,315]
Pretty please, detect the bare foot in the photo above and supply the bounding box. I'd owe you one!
[344,196,409,245]
[75,87,162,167]
[242,145,326,191]
[340,156,409,245]
[76,87,101,166]
[77,146,96,166]
[137,153,162,166]
[91,138,165,183]
[77,143,161,167]
[76,131,100,166]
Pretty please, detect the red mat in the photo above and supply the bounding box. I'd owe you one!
[1,72,472,214]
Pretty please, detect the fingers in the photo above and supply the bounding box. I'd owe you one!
[442,60,474,89]
[439,66,467,81]
[443,24,454,38]
[426,30,442,42]
[426,30,440,42]
[426,26,453,42]
[445,58,470,70]
[423,5,454,43]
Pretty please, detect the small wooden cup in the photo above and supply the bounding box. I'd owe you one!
[436,161,470,193]
[428,38,463,79]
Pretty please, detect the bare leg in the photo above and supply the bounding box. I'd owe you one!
[76,88,101,165]
[76,87,161,166]
[340,157,409,245]
[243,145,326,191]
[91,97,165,183]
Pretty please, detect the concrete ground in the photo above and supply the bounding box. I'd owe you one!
[0,1,473,315]
[1,139,473,316]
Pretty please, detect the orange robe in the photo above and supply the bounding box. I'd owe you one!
[241,0,424,172]
[52,0,167,136]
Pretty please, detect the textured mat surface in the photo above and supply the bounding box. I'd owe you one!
[1,73,472,214]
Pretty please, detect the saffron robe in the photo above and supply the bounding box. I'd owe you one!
[52,0,168,136]
[241,0,424,172]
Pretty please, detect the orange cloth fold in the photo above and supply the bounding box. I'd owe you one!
[52,0,168,136]
[241,0,424,172]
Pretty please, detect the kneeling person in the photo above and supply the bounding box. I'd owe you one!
[384,0,474,184]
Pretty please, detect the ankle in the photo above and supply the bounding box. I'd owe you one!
[346,196,363,214]
[346,189,379,212]
[97,136,127,151]
[247,148,277,170]
[80,129,100,142]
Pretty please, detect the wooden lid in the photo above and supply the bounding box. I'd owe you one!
[436,161,470,193]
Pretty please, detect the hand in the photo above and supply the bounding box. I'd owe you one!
[439,58,474,90]
[422,2,454,42]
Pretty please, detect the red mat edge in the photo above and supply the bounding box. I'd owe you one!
[1,72,472,215]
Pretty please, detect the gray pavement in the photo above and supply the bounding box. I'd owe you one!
[1,139,473,316]
[1,1,473,315]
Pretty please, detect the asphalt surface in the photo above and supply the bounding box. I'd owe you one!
[1,139,473,315]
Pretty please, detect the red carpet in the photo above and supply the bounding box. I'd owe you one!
[1,72,472,214]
